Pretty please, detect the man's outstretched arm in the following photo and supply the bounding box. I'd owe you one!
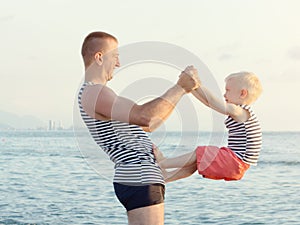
[81,66,199,131]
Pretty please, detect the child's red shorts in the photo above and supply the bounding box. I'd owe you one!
[196,146,250,181]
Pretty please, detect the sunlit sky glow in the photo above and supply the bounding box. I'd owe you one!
[0,0,299,131]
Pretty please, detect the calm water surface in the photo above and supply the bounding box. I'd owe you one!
[0,131,299,224]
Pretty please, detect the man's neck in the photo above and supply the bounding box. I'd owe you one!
[84,64,106,85]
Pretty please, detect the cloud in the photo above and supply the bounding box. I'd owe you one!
[287,46,300,60]
[216,43,240,61]
[218,53,236,61]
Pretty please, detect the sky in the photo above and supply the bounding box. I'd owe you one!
[0,0,299,131]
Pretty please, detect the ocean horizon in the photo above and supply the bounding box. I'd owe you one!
[1,130,299,224]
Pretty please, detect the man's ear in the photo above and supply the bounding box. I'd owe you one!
[94,52,103,65]
[240,89,248,99]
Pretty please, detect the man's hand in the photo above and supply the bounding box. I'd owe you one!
[177,65,200,92]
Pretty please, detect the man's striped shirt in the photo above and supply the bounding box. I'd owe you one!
[78,83,164,185]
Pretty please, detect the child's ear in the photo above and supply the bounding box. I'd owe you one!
[240,89,248,99]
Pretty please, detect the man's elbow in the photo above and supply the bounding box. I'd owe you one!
[130,105,151,125]
[139,116,152,128]
[147,117,164,132]
[129,105,162,132]
[133,116,161,133]
[130,112,152,128]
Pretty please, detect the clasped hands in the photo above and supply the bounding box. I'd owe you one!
[177,65,201,93]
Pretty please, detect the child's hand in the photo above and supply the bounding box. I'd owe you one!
[184,65,201,87]
[177,65,200,92]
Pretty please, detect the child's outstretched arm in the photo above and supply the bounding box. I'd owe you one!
[191,85,227,115]
[181,66,227,114]
[184,65,249,123]
[191,85,248,122]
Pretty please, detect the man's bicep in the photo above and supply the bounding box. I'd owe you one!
[93,87,116,118]
[95,87,140,122]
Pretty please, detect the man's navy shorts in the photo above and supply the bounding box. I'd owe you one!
[113,183,165,211]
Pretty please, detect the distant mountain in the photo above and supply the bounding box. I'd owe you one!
[0,122,13,129]
[0,110,46,129]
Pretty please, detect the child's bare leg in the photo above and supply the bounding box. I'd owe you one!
[159,150,197,169]
[153,144,197,169]
[164,164,197,183]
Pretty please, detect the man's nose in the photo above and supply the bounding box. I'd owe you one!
[115,57,120,67]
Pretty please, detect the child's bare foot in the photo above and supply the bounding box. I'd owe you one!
[159,166,169,180]
[152,144,166,163]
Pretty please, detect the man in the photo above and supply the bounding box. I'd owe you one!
[78,31,199,225]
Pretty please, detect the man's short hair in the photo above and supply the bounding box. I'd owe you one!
[81,31,118,68]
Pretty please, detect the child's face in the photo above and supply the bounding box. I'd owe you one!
[224,78,243,104]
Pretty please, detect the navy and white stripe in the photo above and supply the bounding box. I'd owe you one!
[225,105,262,165]
[78,82,164,185]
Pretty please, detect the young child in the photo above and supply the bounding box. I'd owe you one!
[155,68,262,182]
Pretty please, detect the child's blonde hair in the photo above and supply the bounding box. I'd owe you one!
[225,71,263,104]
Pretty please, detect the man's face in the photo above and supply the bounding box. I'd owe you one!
[102,39,120,81]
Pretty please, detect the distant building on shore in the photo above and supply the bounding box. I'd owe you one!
[49,120,55,130]
[48,120,64,130]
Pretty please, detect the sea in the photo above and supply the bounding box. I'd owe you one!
[0,130,299,225]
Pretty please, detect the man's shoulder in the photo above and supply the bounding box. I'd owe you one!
[83,84,116,98]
